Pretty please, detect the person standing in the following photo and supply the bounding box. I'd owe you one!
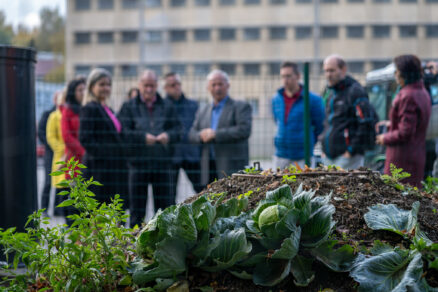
[37,94,56,211]
[271,62,325,169]
[62,78,86,165]
[376,54,432,188]
[46,91,66,215]
[321,54,378,169]
[164,72,203,196]
[79,68,128,205]
[118,70,182,227]
[189,70,252,185]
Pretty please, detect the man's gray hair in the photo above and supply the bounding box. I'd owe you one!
[140,69,158,82]
[207,69,230,84]
[324,54,346,69]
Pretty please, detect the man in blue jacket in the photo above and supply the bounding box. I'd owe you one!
[164,72,203,197]
[271,62,325,169]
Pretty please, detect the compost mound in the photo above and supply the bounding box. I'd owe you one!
[184,169,438,291]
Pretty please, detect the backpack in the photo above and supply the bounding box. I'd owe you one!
[350,96,379,151]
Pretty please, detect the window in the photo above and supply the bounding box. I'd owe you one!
[122,31,138,43]
[195,0,210,5]
[321,0,337,3]
[269,27,287,40]
[171,0,186,6]
[400,0,416,2]
[245,0,260,4]
[426,25,438,37]
[220,0,236,5]
[75,65,91,76]
[146,0,162,7]
[295,27,312,39]
[347,0,364,2]
[98,65,114,75]
[146,31,162,42]
[373,0,390,2]
[98,0,114,9]
[321,26,338,38]
[348,61,364,73]
[219,28,236,41]
[122,0,139,9]
[170,64,186,75]
[372,25,391,38]
[75,0,90,10]
[170,30,187,42]
[271,0,287,4]
[296,0,311,3]
[97,32,114,44]
[399,25,417,38]
[194,29,211,41]
[269,62,281,75]
[194,63,211,75]
[371,61,390,70]
[243,28,260,40]
[426,0,438,3]
[219,63,236,75]
[121,65,138,77]
[75,32,91,44]
[346,26,364,38]
[244,63,260,75]
[147,65,162,76]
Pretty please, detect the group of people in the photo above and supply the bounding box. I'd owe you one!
[37,53,434,226]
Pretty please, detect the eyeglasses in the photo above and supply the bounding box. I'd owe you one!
[166,82,181,87]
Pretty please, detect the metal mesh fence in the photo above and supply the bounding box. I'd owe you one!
[35,71,437,224]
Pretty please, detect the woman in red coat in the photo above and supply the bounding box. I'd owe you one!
[376,55,432,188]
[61,78,86,165]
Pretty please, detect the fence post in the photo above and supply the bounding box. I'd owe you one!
[0,46,37,238]
[303,62,311,166]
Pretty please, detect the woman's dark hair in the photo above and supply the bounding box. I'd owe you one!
[394,54,423,84]
[127,87,140,99]
[65,77,86,107]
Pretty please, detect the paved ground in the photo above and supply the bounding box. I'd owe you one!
[37,158,273,225]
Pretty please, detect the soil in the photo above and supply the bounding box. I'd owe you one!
[183,168,438,291]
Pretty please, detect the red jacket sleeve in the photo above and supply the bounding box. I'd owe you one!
[384,94,418,145]
[61,108,85,158]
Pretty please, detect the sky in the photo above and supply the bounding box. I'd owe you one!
[0,0,66,29]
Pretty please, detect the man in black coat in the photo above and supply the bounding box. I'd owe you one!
[164,72,203,198]
[118,70,182,227]
[37,102,55,212]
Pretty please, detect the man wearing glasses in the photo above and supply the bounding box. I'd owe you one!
[164,72,203,199]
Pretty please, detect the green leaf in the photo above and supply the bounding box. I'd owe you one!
[56,190,69,196]
[119,275,132,286]
[153,278,175,291]
[50,170,64,176]
[364,202,419,237]
[266,184,293,202]
[158,205,197,248]
[56,199,75,208]
[272,228,301,260]
[191,196,216,231]
[290,255,315,287]
[301,205,336,248]
[228,269,253,280]
[201,228,252,272]
[253,259,291,286]
[311,240,356,272]
[133,237,187,285]
[216,197,247,218]
[370,240,394,256]
[351,249,424,292]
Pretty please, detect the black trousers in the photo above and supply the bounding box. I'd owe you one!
[170,161,203,198]
[129,165,174,227]
[40,151,53,210]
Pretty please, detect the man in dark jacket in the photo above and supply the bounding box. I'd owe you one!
[321,55,378,169]
[118,70,182,227]
[164,72,203,198]
[37,101,55,212]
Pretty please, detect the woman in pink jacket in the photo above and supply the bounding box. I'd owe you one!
[376,54,432,188]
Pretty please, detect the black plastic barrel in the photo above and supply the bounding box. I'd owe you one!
[0,46,37,235]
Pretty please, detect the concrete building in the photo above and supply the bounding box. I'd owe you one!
[65,0,438,158]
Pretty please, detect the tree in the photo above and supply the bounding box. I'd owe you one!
[35,7,65,54]
[0,10,14,45]
[12,25,38,47]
